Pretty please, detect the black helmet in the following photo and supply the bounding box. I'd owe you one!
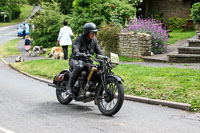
[83,22,98,35]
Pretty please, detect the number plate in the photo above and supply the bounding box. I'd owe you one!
[110,52,119,64]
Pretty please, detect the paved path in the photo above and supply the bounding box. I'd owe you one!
[4,39,49,63]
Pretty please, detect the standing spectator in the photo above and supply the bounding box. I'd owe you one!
[24,35,32,56]
[57,20,73,60]
[22,23,26,39]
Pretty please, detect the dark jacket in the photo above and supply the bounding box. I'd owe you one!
[70,34,103,60]
[25,39,31,46]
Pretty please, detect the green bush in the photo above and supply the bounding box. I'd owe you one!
[0,0,21,22]
[11,6,21,20]
[30,1,64,48]
[69,0,136,34]
[97,24,121,55]
[168,16,187,30]
[190,2,200,23]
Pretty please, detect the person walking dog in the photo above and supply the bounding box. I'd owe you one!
[24,35,32,56]
[57,20,73,60]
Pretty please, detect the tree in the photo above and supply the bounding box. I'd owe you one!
[0,0,21,22]
[27,0,74,14]
[69,0,136,34]
[30,1,64,48]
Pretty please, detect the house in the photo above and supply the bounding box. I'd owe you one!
[143,0,192,21]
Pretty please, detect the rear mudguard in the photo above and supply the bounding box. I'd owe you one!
[53,69,71,85]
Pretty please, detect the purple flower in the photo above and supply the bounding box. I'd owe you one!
[122,17,169,54]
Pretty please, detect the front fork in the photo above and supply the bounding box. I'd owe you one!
[100,62,108,93]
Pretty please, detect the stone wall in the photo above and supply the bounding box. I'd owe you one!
[149,0,191,21]
[117,33,152,58]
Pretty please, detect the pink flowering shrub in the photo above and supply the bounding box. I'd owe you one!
[123,17,169,54]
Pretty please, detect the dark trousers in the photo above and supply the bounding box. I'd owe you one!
[23,30,26,39]
[62,45,68,60]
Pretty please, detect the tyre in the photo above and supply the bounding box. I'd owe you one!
[56,71,73,105]
[56,82,73,105]
[97,77,124,116]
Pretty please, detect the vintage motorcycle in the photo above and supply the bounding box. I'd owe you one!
[48,53,124,116]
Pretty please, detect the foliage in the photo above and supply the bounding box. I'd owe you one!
[30,1,64,48]
[122,0,143,15]
[123,17,169,54]
[0,0,21,22]
[168,16,187,30]
[148,9,165,22]
[190,2,200,23]
[69,0,136,34]
[97,24,121,55]
[0,4,33,27]
[27,0,74,15]
[57,0,74,14]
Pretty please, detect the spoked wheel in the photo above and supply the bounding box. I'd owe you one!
[56,71,73,105]
[56,82,73,104]
[97,77,124,116]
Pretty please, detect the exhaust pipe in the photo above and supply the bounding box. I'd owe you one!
[48,83,56,88]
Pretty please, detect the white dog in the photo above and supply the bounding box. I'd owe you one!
[15,56,24,62]
[32,46,47,56]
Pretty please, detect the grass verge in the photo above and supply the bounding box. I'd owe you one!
[12,59,200,112]
[12,59,69,79]
[0,39,21,57]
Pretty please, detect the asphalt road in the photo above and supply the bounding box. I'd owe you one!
[0,21,200,133]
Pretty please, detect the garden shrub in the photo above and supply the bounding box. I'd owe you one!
[123,17,169,54]
[69,0,136,34]
[190,2,200,23]
[30,1,64,48]
[97,24,121,55]
[168,16,187,30]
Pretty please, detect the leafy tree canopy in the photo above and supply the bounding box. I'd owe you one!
[30,0,65,48]
[0,0,24,22]
[69,0,136,34]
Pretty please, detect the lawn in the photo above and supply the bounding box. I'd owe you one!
[0,39,21,57]
[11,58,200,111]
[168,28,196,44]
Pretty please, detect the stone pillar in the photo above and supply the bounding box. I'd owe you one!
[117,32,152,58]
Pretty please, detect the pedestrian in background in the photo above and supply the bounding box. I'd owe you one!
[22,23,26,39]
[57,20,73,60]
[24,35,32,56]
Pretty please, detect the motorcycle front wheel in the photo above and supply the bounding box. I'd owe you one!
[97,77,124,116]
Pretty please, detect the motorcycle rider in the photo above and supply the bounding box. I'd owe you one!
[66,22,103,95]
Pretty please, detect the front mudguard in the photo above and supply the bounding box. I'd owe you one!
[94,74,123,105]
[106,74,124,83]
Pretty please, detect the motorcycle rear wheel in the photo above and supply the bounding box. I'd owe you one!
[56,82,73,105]
[97,77,124,116]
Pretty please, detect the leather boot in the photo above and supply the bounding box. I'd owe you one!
[66,67,82,96]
